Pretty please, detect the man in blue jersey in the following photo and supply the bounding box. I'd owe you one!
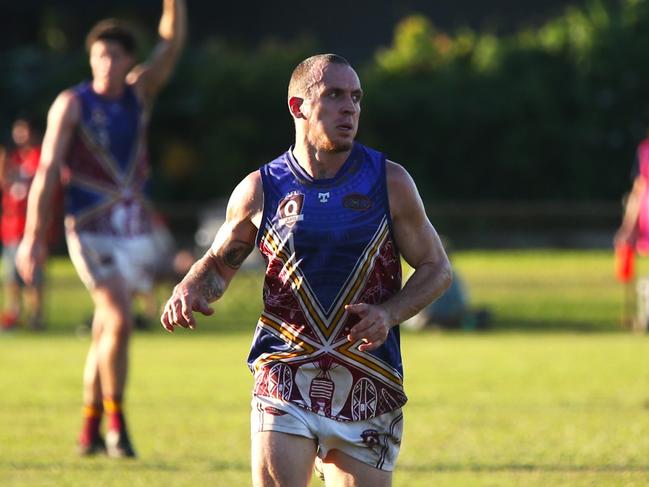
[161,53,451,485]
[17,0,186,458]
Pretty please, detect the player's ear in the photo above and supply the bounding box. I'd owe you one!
[288,96,306,119]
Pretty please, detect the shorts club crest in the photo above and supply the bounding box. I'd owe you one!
[250,142,407,421]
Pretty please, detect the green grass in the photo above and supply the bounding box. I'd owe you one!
[40,249,644,333]
[452,249,646,331]
[2,250,649,486]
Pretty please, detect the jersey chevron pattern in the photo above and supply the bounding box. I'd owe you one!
[249,142,407,421]
[64,82,152,236]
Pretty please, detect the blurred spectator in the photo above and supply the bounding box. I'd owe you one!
[132,211,194,330]
[404,239,490,331]
[0,117,47,330]
[614,135,649,253]
[615,134,649,331]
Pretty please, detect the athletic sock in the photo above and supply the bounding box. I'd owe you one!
[79,404,103,445]
[103,397,124,432]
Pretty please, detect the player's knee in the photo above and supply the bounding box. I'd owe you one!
[101,310,133,341]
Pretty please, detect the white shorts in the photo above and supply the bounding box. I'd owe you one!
[66,231,158,293]
[251,395,403,471]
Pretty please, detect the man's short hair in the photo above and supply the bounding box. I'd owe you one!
[85,19,137,55]
[288,53,351,99]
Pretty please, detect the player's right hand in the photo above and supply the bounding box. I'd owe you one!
[160,283,214,333]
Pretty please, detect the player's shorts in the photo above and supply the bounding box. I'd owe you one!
[66,231,158,293]
[2,243,43,287]
[251,394,403,471]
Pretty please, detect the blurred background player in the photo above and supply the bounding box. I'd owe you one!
[615,132,649,330]
[16,0,187,457]
[403,238,490,331]
[0,117,48,331]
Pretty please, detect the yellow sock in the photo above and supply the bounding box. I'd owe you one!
[83,404,102,418]
[103,398,122,415]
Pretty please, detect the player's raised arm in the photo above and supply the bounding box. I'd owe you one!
[127,0,187,103]
[17,91,79,284]
[161,171,263,332]
[347,161,452,351]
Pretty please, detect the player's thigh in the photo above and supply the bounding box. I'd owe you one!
[251,430,317,487]
[322,449,392,487]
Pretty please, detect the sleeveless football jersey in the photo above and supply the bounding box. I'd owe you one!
[64,81,152,236]
[250,142,407,421]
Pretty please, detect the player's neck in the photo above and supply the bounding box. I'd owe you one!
[292,142,351,180]
[92,79,126,100]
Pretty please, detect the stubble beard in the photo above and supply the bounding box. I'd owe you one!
[313,132,353,153]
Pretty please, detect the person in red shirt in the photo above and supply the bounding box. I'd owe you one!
[0,117,45,330]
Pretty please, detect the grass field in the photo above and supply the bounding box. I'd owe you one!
[2,250,649,486]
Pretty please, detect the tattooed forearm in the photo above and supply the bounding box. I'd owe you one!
[200,272,226,302]
[185,253,226,302]
[221,240,254,270]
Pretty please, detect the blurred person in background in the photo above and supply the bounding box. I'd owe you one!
[134,211,194,330]
[614,135,649,252]
[615,133,649,330]
[16,0,187,458]
[0,117,48,331]
[403,238,490,331]
[161,53,451,486]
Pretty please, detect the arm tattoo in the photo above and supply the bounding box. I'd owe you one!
[200,273,225,302]
[221,240,254,270]
[186,255,226,302]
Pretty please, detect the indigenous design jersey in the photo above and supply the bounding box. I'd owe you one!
[64,81,152,236]
[250,142,407,422]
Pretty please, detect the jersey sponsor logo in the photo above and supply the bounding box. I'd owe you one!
[278,191,304,227]
[318,192,330,203]
[343,193,372,211]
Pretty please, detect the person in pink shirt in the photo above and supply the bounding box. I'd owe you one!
[616,137,649,254]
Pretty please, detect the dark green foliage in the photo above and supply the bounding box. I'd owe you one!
[2,1,649,203]
[148,40,314,201]
[363,1,649,201]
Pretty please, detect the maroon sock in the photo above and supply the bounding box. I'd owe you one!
[79,405,102,445]
[103,397,124,432]
[107,412,124,432]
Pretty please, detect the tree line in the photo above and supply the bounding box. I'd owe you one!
[1,0,646,204]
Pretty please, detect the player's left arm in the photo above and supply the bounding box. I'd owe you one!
[347,161,452,351]
[127,0,187,103]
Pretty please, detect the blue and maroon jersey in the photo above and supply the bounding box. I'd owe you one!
[64,81,152,236]
[250,142,407,421]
